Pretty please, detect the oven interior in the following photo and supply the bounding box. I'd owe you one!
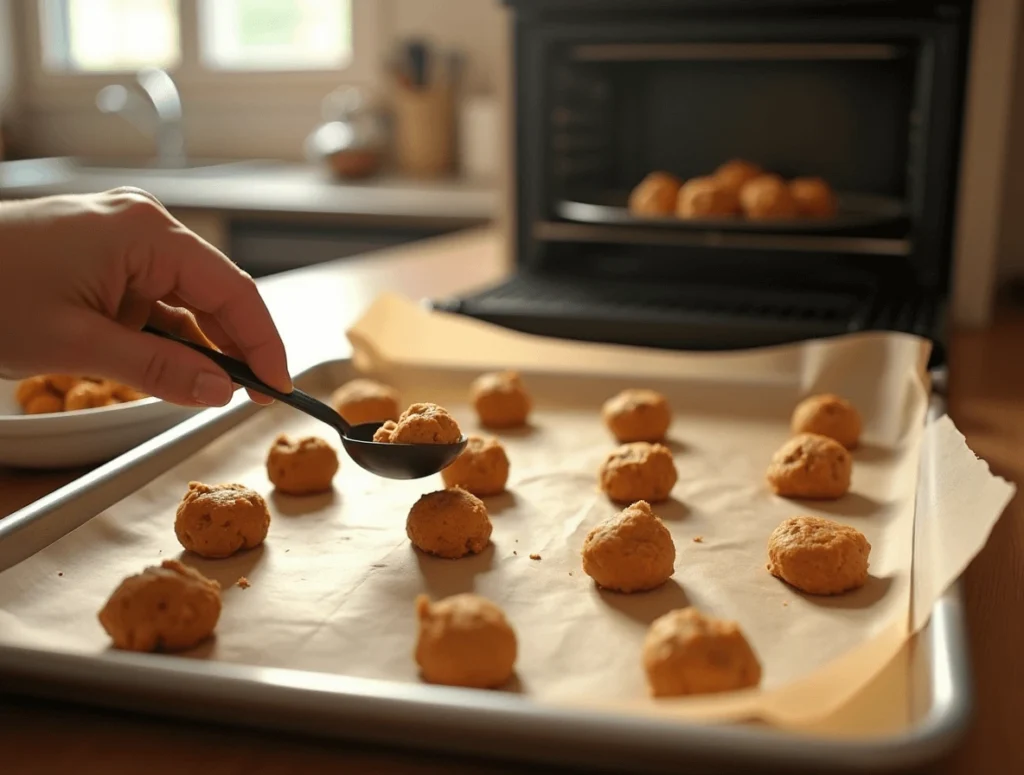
[434,1,971,366]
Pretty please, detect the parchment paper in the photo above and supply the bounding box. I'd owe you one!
[0,294,1014,731]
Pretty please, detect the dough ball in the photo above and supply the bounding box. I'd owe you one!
[599,442,678,504]
[642,607,762,697]
[791,393,862,449]
[98,559,222,652]
[766,433,852,500]
[110,382,148,403]
[470,371,531,429]
[24,393,64,414]
[440,435,510,496]
[582,500,675,592]
[415,593,517,689]
[739,174,799,220]
[713,159,763,194]
[628,171,682,217]
[602,388,672,443]
[174,482,271,558]
[266,434,339,495]
[789,177,838,219]
[330,378,400,426]
[372,402,462,444]
[406,487,492,559]
[767,516,870,595]
[676,176,740,218]
[64,380,117,411]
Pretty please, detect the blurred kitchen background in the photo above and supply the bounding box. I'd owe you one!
[1,1,1024,332]
[0,0,506,278]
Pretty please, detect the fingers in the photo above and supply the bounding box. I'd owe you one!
[64,312,237,407]
[112,196,292,395]
[148,301,274,406]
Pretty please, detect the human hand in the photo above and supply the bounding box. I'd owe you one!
[0,187,291,407]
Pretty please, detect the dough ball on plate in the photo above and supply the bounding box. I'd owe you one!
[174,482,271,558]
[713,159,763,194]
[440,435,510,497]
[628,171,682,217]
[599,442,678,504]
[98,559,222,652]
[739,174,799,220]
[582,500,675,593]
[415,593,517,689]
[643,607,762,697]
[266,434,339,495]
[407,487,492,559]
[789,177,838,219]
[676,177,740,218]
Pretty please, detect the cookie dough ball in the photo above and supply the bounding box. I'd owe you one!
[470,371,531,429]
[16,375,65,414]
[372,402,462,444]
[767,516,871,595]
[266,434,339,495]
[174,482,271,558]
[415,593,517,688]
[599,442,678,504]
[789,177,838,219]
[407,487,492,558]
[676,177,741,218]
[602,388,672,443]
[739,174,799,220]
[766,433,852,500]
[110,382,148,403]
[582,500,675,592]
[98,559,222,652]
[440,435,510,496]
[713,159,763,194]
[64,380,116,411]
[642,607,762,697]
[791,393,862,449]
[628,171,682,217]
[330,378,400,426]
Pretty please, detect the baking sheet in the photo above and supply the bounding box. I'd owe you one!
[0,295,1013,732]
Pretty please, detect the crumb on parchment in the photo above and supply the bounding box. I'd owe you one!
[236,577,251,589]
[512,550,517,556]
[529,553,541,561]
[692,536,704,543]
[57,572,63,577]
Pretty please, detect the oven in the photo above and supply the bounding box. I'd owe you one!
[433,0,972,366]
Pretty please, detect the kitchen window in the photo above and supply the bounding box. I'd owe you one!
[22,0,377,107]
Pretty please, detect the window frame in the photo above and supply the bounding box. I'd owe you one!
[19,0,380,110]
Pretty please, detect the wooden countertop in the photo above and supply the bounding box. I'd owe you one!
[0,158,497,226]
[2,229,1022,774]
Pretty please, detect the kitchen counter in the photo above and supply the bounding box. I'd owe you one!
[0,157,498,227]
[1,229,1022,773]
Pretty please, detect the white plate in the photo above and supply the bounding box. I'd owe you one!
[0,380,202,469]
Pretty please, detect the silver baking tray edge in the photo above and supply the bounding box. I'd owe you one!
[0,358,970,775]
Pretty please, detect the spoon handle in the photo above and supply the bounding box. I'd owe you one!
[142,324,352,435]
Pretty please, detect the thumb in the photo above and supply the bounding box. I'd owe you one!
[78,316,236,407]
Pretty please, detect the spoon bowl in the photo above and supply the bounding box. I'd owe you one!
[343,422,468,479]
[142,325,467,480]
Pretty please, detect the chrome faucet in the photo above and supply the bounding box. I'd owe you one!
[96,68,186,166]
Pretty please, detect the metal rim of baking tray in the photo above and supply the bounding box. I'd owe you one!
[556,190,908,234]
[0,359,970,775]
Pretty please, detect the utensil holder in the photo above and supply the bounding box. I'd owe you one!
[393,84,454,178]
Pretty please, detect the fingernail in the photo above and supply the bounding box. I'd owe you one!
[192,372,234,406]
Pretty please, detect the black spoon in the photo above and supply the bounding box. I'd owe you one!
[142,325,467,480]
